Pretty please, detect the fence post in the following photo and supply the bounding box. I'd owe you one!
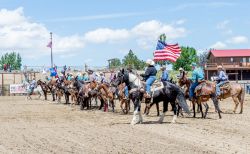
[1,73,3,96]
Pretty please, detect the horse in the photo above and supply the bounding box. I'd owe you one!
[144,81,190,123]
[22,80,44,100]
[37,79,50,100]
[96,83,116,112]
[211,77,245,114]
[178,72,222,119]
[117,83,130,114]
[113,70,144,125]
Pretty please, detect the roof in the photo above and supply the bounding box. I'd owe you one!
[210,49,250,57]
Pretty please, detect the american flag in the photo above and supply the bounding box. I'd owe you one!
[153,40,181,62]
[47,41,52,48]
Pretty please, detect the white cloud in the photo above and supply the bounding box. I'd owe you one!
[0,7,85,58]
[210,41,227,49]
[226,36,249,44]
[132,20,186,40]
[175,19,186,25]
[84,28,130,43]
[0,7,187,61]
[216,20,233,35]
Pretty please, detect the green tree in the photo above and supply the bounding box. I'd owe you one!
[122,49,146,70]
[0,52,22,70]
[109,58,121,69]
[172,46,198,71]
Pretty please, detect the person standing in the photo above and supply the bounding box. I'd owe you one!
[160,66,168,82]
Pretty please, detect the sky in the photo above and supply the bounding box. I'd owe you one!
[0,0,250,68]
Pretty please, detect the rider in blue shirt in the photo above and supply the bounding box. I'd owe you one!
[189,62,204,101]
[215,65,228,96]
[160,66,168,82]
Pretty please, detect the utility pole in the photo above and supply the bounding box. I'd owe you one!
[50,32,53,68]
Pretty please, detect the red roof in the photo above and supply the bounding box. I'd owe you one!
[210,49,250,57]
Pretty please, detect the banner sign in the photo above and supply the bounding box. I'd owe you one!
[10,84,27,94]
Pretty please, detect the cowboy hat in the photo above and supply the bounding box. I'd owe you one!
[179,67,184,71]
[217,65,223,69]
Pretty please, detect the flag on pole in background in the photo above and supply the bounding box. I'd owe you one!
[47,41,52,48]
[153,40,181,62]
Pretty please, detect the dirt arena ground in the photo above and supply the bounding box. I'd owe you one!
[0,95,249,154]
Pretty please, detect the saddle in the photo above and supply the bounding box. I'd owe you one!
[195,81,214,96]
[219,81,231,94]
[150,81,164,92]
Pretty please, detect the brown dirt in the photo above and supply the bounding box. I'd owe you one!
[0,95,249,154]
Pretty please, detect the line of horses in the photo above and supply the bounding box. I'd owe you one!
[23,69,245,125]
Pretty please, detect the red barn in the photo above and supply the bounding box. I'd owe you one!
[205,49,250,81]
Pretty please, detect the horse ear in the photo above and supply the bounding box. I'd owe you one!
[121,69,125,74]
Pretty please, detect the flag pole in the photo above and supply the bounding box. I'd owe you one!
[50,32,53,68]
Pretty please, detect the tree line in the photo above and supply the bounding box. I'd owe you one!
[110,47,208,71]
[0,52,22,70]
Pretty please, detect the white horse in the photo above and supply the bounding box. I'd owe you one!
[22,80,44,100]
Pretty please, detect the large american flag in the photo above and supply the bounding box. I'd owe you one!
[153,40,181,62]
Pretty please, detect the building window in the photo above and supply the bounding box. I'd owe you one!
[243,58,246,63]
[230,58,234,62]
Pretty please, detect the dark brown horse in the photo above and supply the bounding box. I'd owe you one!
[37,79,50,100]
[178,72,222,119]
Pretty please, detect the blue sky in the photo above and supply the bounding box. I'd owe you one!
[0,0,250,67]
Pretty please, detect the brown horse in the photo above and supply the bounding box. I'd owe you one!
[117,83,130,114]
[178,72,222,119]
[97,83,115,112]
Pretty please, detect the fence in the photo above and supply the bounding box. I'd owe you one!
[0,71,40,96]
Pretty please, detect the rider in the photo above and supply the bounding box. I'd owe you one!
[141,59,157,98]
[216,65,228,96]
[99,72,108,84]
[160,66,168,82]
[189,62,204,101]
[178,67,184,78]
[82,72,89,81]
[30,78,37,93]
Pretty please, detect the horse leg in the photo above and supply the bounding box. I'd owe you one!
[199,101,204,118]
[211,94,222,119]
[156,102,160,116]
[159,101,168,123]
[131,94,142,125]
[80,98,84,110]
[232,96,239,114]
[238,88,245,114]
[204,102,209,118]
[171,102,177,123]
[192,100,196,118]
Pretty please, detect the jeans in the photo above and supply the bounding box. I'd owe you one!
[216,81,226,96]
[146,76,156,94]
[247,85,250,94]
[189,82,199,99]
[124,86,129,97]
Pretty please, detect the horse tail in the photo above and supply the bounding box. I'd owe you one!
[177,91,190,115]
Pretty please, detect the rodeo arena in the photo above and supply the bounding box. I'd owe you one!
[1,38,250,154]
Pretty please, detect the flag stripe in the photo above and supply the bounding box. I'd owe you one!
[154,41,181,62]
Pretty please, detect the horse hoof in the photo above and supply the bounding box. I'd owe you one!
[239,112,243,114]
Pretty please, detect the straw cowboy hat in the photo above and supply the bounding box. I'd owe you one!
[217,65,223,69]
[179,67,184,71]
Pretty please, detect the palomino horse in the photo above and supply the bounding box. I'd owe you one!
[178,72,222,119]
[211,78,245,114]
